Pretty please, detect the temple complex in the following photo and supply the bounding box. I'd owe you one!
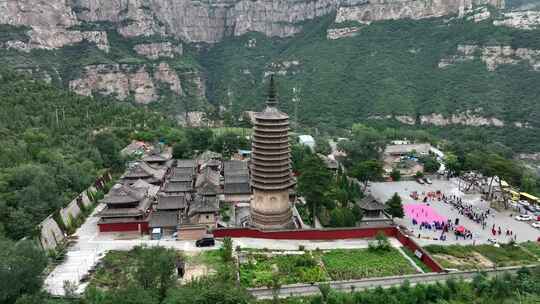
[249,76,296,229]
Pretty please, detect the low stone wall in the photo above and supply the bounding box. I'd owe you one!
[59,199,82,228]
[39,215,66,251]
[394,229,445,273]
[37,173,107,251]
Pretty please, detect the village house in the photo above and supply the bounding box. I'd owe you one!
[120,161,166,185]
[156,194,188,214]
[384,143,431,157]
[149,211,178,239]
[169,167,195,183]
[222,160,251,203]
[176,159,197,171]
[142,146,173,167]
[188,195,220,227]
[357,195,386,218]
[196,150,222,168]
[161,181,193,195]
[97,183,153,233]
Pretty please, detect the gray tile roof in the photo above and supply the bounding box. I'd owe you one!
[197,151,222,164]
[197,183,219,196]
[224,182,251,195]
[149,211,178,228]
[195,167,220,188]
[225,174,249,184]
[98,197,152,217]
[157,195,187,210]
[100,184,146,205]
[358,195,386,211]
[176,159,196,169]
[223,160,248,173]
[162,181,193,193]
[143,146,172,163]
[121,162,166,181]
[169,167,194,182]
[188,196,219,216]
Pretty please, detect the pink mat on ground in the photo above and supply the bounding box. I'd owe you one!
[404,203,447,223]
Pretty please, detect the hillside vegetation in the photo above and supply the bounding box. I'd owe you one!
[0,69,172,240]
[201,14,540,151]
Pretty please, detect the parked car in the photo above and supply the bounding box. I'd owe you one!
[195,237,215,247]
[424,178,433,184]
[531,222,540,229]
[515,214,534,221]
[519,200,531,207]
[524,205,536,212]
[487,238,499,245]
[416,178,425,185]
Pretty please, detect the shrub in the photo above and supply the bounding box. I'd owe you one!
[221,237,233,263]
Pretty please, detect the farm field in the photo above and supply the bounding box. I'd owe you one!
[322,248,417,280]
[521,241,540,258]
[239,247,418,287]
[239,252,329,288]
[425,243,539,270]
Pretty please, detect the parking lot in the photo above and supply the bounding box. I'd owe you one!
[369,179,540,246]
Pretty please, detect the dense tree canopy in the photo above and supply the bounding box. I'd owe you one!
[0,238,48,304]
[0,70,172,240]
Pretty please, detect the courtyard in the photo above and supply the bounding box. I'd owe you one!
[370,179,540,246]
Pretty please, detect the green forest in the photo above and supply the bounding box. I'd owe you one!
[203,14,540,126]
[0,69,173,240]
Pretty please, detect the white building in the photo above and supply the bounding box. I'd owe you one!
[298,135,316,150]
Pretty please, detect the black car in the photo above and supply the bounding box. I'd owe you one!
[195,237,215,247]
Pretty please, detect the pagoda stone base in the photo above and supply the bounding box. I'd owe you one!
[250,189,294,229]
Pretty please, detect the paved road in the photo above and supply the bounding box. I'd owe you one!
[249,265,538,299]
[44,204,217,296]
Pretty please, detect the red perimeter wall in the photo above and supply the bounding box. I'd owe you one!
[213,226,444,273]
[98,222,149,233]
[395,230,444,273]
[213,227,396,240]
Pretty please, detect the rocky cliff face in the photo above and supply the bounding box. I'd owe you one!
[439,44,540,71]
[69,63,196,104]
[70,0,346,42]
[370,112,527,127]
[494,11,540,30]
[1,0,507,46]
[0,0,111,51]
[335,0,504,25]
[133,42,183,60]
[0,0,513,106]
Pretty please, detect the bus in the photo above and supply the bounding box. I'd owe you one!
[520,192,540,205]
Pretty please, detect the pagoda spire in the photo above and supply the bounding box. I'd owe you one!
[266,75,278,108]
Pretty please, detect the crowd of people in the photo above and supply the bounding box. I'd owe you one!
[442,194,491,229]
[407,191,521,243]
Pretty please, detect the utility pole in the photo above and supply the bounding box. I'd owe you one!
[292,87,300,131]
